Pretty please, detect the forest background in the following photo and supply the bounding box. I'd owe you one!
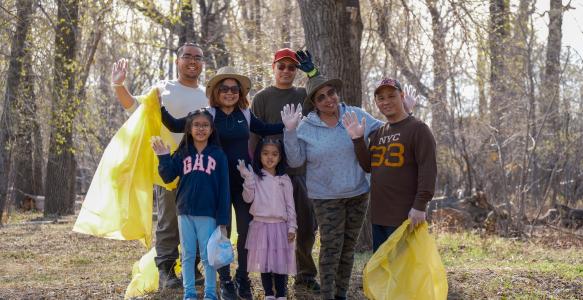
[2,0,582,232]
[0,0,582,299]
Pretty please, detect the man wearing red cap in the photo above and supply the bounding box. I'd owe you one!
[250,48,320,292]
[343,78,437,252]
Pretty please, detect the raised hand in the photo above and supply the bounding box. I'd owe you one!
[295,50,318,77]
[281,103,303,131]
[342,111,366,139]
[150,136,170,155]
[403,84,419,113]
[408,207,426,232]
[111,58,128,85]
[236,159,254,179]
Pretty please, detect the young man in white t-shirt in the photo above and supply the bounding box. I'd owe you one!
[111,43,208,290]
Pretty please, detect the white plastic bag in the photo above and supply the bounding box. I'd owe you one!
[207,227,234,269]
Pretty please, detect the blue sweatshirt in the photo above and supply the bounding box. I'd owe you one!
[284,103,383,199]
[161,106,284,194]
[157,143,231,225]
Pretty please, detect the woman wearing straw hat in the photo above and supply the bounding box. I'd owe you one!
[280,51,383,300]
[161,66,284,300]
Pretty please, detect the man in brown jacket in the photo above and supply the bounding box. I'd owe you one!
[342,78,437,252]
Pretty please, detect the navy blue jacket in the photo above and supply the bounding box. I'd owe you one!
[157,143,231,225]
[161,106,284,195]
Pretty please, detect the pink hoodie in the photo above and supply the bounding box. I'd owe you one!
[242,170,297,233]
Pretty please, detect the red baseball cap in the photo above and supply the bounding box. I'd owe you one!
[273,48,299,64]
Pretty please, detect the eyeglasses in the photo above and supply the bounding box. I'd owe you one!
[192,123,211,130]
[218,85,240,94]
[277,63,297,72]
[180,54,204,62]
[315,88,337,103]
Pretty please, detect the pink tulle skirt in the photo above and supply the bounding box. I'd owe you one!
[245,220,296,275]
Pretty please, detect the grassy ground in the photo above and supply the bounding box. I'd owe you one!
[1,212,581,299]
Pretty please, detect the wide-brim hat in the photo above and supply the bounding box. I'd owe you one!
[303,75,343,112]
[205,66,251,98]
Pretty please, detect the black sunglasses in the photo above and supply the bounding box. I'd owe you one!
[218,85,241,94]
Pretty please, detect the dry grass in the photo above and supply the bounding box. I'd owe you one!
[1,212,582,299]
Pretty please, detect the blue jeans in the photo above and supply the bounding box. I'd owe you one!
[372,224,398,253]
[178,215,217,300]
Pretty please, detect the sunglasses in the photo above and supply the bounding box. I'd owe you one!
[218,85,241,94]
[315,88,337,103]
[277,63,297,72]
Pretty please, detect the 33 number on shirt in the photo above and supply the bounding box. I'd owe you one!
[370,143,405,167]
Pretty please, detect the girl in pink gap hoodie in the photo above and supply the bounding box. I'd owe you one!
[236,138,296,300]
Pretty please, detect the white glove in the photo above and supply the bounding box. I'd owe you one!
[236,159,254,179]
[403,84,419,113]
[281,103,303,131]
[408,207,426,232]
[342,111,366,139]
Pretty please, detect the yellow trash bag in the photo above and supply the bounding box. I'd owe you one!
[124,247,182,299]
[73,88,177,248]
[363,220,448,300]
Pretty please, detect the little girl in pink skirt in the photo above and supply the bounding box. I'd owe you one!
[237,138,296,300]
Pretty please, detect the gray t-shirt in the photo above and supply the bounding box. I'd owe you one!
[127,80,208,144]
[251,86,307,175]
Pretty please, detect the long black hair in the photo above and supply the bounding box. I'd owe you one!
[251,138,288,180]
[176,108,220,158]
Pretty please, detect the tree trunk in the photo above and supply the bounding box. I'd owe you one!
[13,50,42,208]
[297,0,368,248]
[199,0,229,70]
[297,0,363,106]
[426,0,450,146]
[281,1,293,48]
[542,0,563,132]
[44,0,80,217]
[488,0,510,131]
[179,0,196,45]
[476,39,488,119]
[0,0,35,222]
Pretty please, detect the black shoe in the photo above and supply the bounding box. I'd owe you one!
[195,267,204,286]
[235,276,253,300]
[159,267,181,290]
[220,280,237,300]
[294,277,320,292]
[334,296,347,300]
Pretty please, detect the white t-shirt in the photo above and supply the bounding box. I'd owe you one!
[127,80,208,144]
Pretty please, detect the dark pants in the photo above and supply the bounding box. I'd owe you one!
[372,224,398,253]
[155,187,201,272]
[155,187,180,269]
[261,273,288,297]
[312,193,368,300]
[290,174,318,281]
[218,191,252,281]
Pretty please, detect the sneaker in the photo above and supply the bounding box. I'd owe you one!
[265,296,276,300]
[294,277,320,292]
[220,280,237,300]
[235,276,253,300]
[276,297,287,300]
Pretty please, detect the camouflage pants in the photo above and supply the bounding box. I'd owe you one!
[312,193,368,300]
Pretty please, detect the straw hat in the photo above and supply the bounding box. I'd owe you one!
[205,66,251,98]
[303,75,343,112]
